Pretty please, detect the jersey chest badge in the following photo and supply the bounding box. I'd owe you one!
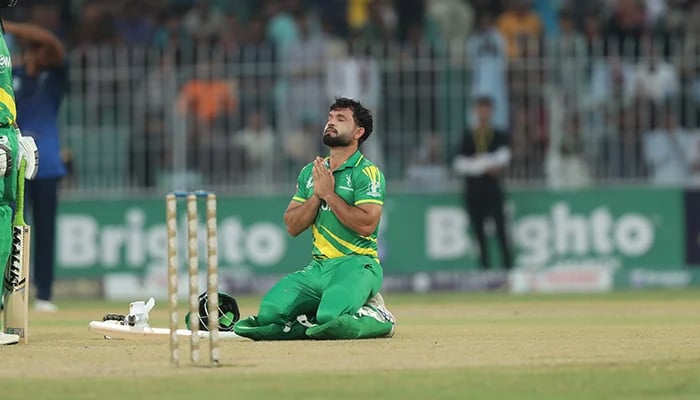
[338,174,354,192]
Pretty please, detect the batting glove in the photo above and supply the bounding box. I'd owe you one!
[16,129,38,180]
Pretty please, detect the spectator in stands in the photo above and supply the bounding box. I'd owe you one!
[127,112,168,188]
[128,54,178,188]
[643,0,668,30]
[396,0,424,42]
[497,0,542,60]
[72,0,118,48]
[284,115,322,175]
[551,10,587,94]
[533,0,560,37]
[26,3,66,40]
[233,15,277,129]
[183,0,224,45]
[394,22,439,136]
[405,132,449,191]
[643,107,693,185]
[325,43,380,113]
[509,100,548,181]
[582,11,604,51]
[232,111,276,183]
[176,60,238,181]
[281,9,328,131]
[113,0,155,47]
[153,11,188,49]
[471,0,503,19]
[633,43,679,104]
[315,0,348,38]
[604,0,647,57]
[19,0,700,192]
[217,12,239,49]
[324,38,384,169]
[170,0,196,15]
[177,64,238,129]
[347,0,371,33]
[566,0,605,31]
[599,107,645,179]
[241,15,269,46]
[350,0,397,42]
[683,1,700,37]
[467,12,508,130]
[426,0,474,46]
[545,102,592,189]
[590,54,637,107]
[265,0,300,53]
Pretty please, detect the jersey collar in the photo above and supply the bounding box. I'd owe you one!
[329,150,364,171]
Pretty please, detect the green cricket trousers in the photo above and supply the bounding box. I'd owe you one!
[234,255,393,340]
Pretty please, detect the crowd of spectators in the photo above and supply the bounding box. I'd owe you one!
[8,1,698,51]
[7,0,700,190]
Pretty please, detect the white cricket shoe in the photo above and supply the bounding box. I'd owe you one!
[366,292,396,338]
[0,332,19,345]
[34,300,58,312]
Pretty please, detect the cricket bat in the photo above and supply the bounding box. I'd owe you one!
[3,160,30,343]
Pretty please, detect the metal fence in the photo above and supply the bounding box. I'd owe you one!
[59,36,700,196]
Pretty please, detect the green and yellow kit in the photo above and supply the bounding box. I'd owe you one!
[0,30,21,303]
[234,150,393,340]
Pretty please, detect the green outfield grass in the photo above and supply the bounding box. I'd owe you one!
[1,290,699,400]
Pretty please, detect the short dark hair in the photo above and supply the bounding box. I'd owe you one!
[475,95,493,106]
[329,97,374,145]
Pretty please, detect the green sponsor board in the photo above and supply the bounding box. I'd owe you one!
[57,196,311,278]
[382,187,684,275]
[513,188,683,271]
[55,188,688,286]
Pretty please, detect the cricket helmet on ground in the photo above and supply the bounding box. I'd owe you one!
[186,291,240,332]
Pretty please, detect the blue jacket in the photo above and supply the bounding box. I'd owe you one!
[13,62,67,179]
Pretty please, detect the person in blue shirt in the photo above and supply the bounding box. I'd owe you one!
[5,20,66,312]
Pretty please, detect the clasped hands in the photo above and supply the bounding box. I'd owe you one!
[312,156,335,200]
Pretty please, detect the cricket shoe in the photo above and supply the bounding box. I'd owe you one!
[34,300,58,312]
[365,292,396,338]
[0,332,19,345]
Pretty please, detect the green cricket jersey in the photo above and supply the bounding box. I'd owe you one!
[0,32,15,126]
[292,150,385,261]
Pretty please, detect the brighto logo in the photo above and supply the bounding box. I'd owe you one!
[514,202,655,266]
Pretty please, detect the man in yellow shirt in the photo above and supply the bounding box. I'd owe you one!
[497,0,542,59]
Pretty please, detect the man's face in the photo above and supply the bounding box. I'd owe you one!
[476,102,493,124]
[323,108,360,147]
[24,43,50,68]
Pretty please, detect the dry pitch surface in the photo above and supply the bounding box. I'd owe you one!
[1,290,699,400]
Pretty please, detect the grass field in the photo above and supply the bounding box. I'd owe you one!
[1,290,699,400]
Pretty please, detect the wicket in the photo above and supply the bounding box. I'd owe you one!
[165,190,219,366]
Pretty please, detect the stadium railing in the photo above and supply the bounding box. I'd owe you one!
[59,36,700,196]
